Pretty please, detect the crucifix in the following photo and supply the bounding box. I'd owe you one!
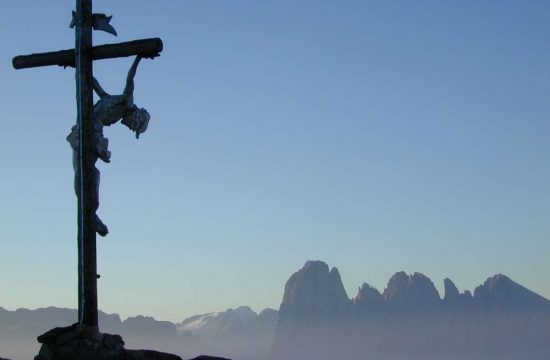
[12,0,163,334]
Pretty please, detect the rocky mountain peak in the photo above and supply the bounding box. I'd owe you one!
[383,271,409,299]
[354,283,383,304]
[229,306,257,321]
[383,271,440,309]
[443,278,460,301]
[257,308,279,322]
[278,261,350,326]
[473,273,550,310]
[353,283,384,313]
[302,260,330,273]
[329,266,342,280]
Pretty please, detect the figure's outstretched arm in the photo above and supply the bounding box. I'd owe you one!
[123,56,142,97]
[92,77,109,99]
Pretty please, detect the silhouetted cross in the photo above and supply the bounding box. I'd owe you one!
[12,0,163,334]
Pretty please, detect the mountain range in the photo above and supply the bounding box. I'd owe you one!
[273,260,550,360]
[1,260,549,360]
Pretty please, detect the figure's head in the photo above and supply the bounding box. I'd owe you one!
[122,107,150,139]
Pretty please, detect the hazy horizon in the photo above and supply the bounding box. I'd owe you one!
[0,263,548,323]
[1,0,549,323]
[2,260,549,360]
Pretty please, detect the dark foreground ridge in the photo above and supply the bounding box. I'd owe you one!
[34,324,231,360]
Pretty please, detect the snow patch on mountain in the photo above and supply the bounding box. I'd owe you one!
[176,306,257,336]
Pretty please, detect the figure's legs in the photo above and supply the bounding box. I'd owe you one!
[72,153,109,236]
[92,166,108,237]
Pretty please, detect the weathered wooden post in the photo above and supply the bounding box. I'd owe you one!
[74,0,97,331]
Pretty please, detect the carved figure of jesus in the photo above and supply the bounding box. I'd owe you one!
[67,56,150,236]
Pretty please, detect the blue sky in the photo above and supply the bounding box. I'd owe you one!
[1,1,549,322]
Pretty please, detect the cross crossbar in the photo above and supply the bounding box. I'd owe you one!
[12,38,163,69]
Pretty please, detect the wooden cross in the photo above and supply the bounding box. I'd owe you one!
[12,0,163,333]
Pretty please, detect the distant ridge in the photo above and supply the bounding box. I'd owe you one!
[0,305,277,360]
[272,260,550,360]
[277,260,550,321]
[2,260,549,360]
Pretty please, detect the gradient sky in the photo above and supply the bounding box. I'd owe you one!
[1,0,549,322]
